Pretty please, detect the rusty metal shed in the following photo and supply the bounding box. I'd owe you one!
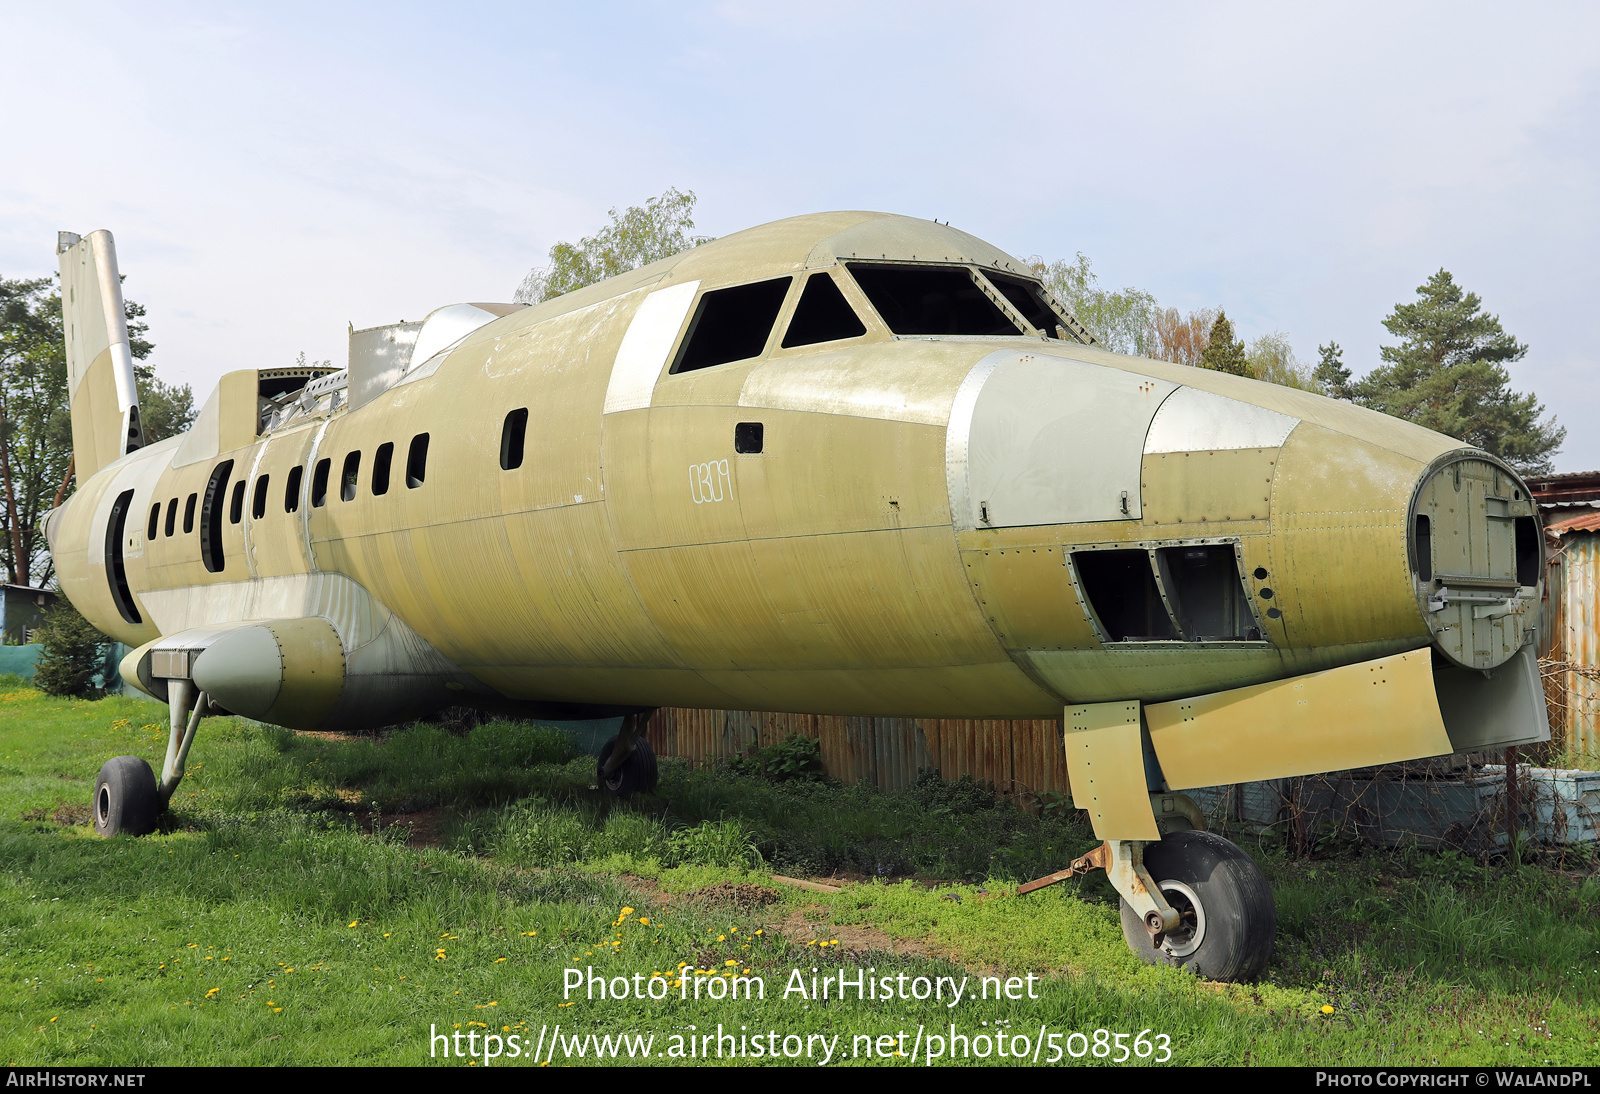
[1542,509,1600,759]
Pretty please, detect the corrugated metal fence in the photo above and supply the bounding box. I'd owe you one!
[655,708,1068,803]
[1544,525,1600,758]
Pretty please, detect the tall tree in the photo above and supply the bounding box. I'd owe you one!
[1148,306,1216,367]
[1198,310,1250,376]
[1246,331,1317,391]
[1031,253,1160,356]
[1354,270,1563,474]
[514,188,713,304]
[0,277,190,587]
[1313,341,1353,400]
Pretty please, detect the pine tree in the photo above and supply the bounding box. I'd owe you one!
[1313,342,1353,400]
[1198,310,1250,376]
[1354,270,1563,475]
[32,598,109,697]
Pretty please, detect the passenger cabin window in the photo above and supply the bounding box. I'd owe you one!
[781,273,867,348]
[164,498,177,538]
[846,264,1021,336]
[252,475,271,520]
[406,434,429,488]
[671,277,791,373]
[148,504,160,541]
[229,481,245,524]
[183,493,197,535]
[341,452,360,502]
[1073,549,1178,642]
[285,466,303,512]
[201,461,234,574]
[372,443,393,496]
[985,271,1073,340]
[501,409,528,470]
[312,459,330,507]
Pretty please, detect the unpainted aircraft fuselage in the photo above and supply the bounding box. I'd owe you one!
[49,213,1548,788]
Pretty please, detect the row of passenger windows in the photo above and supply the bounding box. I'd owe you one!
[148,434,431,573]
[670,264,1074,375]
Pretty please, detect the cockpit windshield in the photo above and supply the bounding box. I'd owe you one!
[846,264,1021,336]
[986,270,1073,340]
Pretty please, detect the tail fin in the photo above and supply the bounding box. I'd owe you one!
[57,230,144,479]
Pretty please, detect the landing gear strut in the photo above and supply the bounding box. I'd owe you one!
[92,673,210,838]
[1116,830,1275,982]
[1018,794,1275,982]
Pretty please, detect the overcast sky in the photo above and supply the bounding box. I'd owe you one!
[3,2,1596,468]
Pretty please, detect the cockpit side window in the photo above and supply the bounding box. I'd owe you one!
[781,272,867,348]
[984,271,1074,340]
[671,277,792,374]
[845,264,1021,336]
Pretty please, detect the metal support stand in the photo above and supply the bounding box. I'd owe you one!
[1018,838,1179,939]
[1018,791,1208,943]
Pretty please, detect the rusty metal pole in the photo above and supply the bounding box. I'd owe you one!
[1505,744,1519,861]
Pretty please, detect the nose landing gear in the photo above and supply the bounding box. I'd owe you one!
[1116,830,1275,982]
[1018,800,1276,983]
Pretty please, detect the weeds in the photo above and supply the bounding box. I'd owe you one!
[1,682,1597,1066]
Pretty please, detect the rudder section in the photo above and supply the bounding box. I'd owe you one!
[57,230,144,478]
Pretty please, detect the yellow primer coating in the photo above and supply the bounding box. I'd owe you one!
[48,213,1545,764]
[262,617,345,728]
[1145,648,1453,789]
[1064,701,1160,841]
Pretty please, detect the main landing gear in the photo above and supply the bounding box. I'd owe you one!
[1018,794,1276,982]
[597,709,659,797]
[93,676,210,838]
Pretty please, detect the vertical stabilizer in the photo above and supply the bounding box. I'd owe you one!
[57,230,144,479]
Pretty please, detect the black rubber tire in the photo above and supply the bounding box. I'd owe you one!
[1118,830,1276,982]
[597,736,658,796]
[93,756,159,837]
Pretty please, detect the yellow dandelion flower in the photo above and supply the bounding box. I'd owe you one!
[1321,1005,1335,1015]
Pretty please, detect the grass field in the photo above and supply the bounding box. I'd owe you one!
[2,679,1598,1067]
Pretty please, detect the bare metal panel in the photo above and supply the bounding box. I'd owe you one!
[1432,642,1550,750]
[347,321,421,412]
[603,282,699,413]
[949,350,1177,530]
[1143,386,1298,454]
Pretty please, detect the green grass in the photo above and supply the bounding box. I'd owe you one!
[2,679,1597,1066]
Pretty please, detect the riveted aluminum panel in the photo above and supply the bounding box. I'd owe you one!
[949,350,1177,530]
[1063,701,1160,840]
[1147,648,1453,789]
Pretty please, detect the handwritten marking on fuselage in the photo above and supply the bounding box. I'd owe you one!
[689,459,731,505]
